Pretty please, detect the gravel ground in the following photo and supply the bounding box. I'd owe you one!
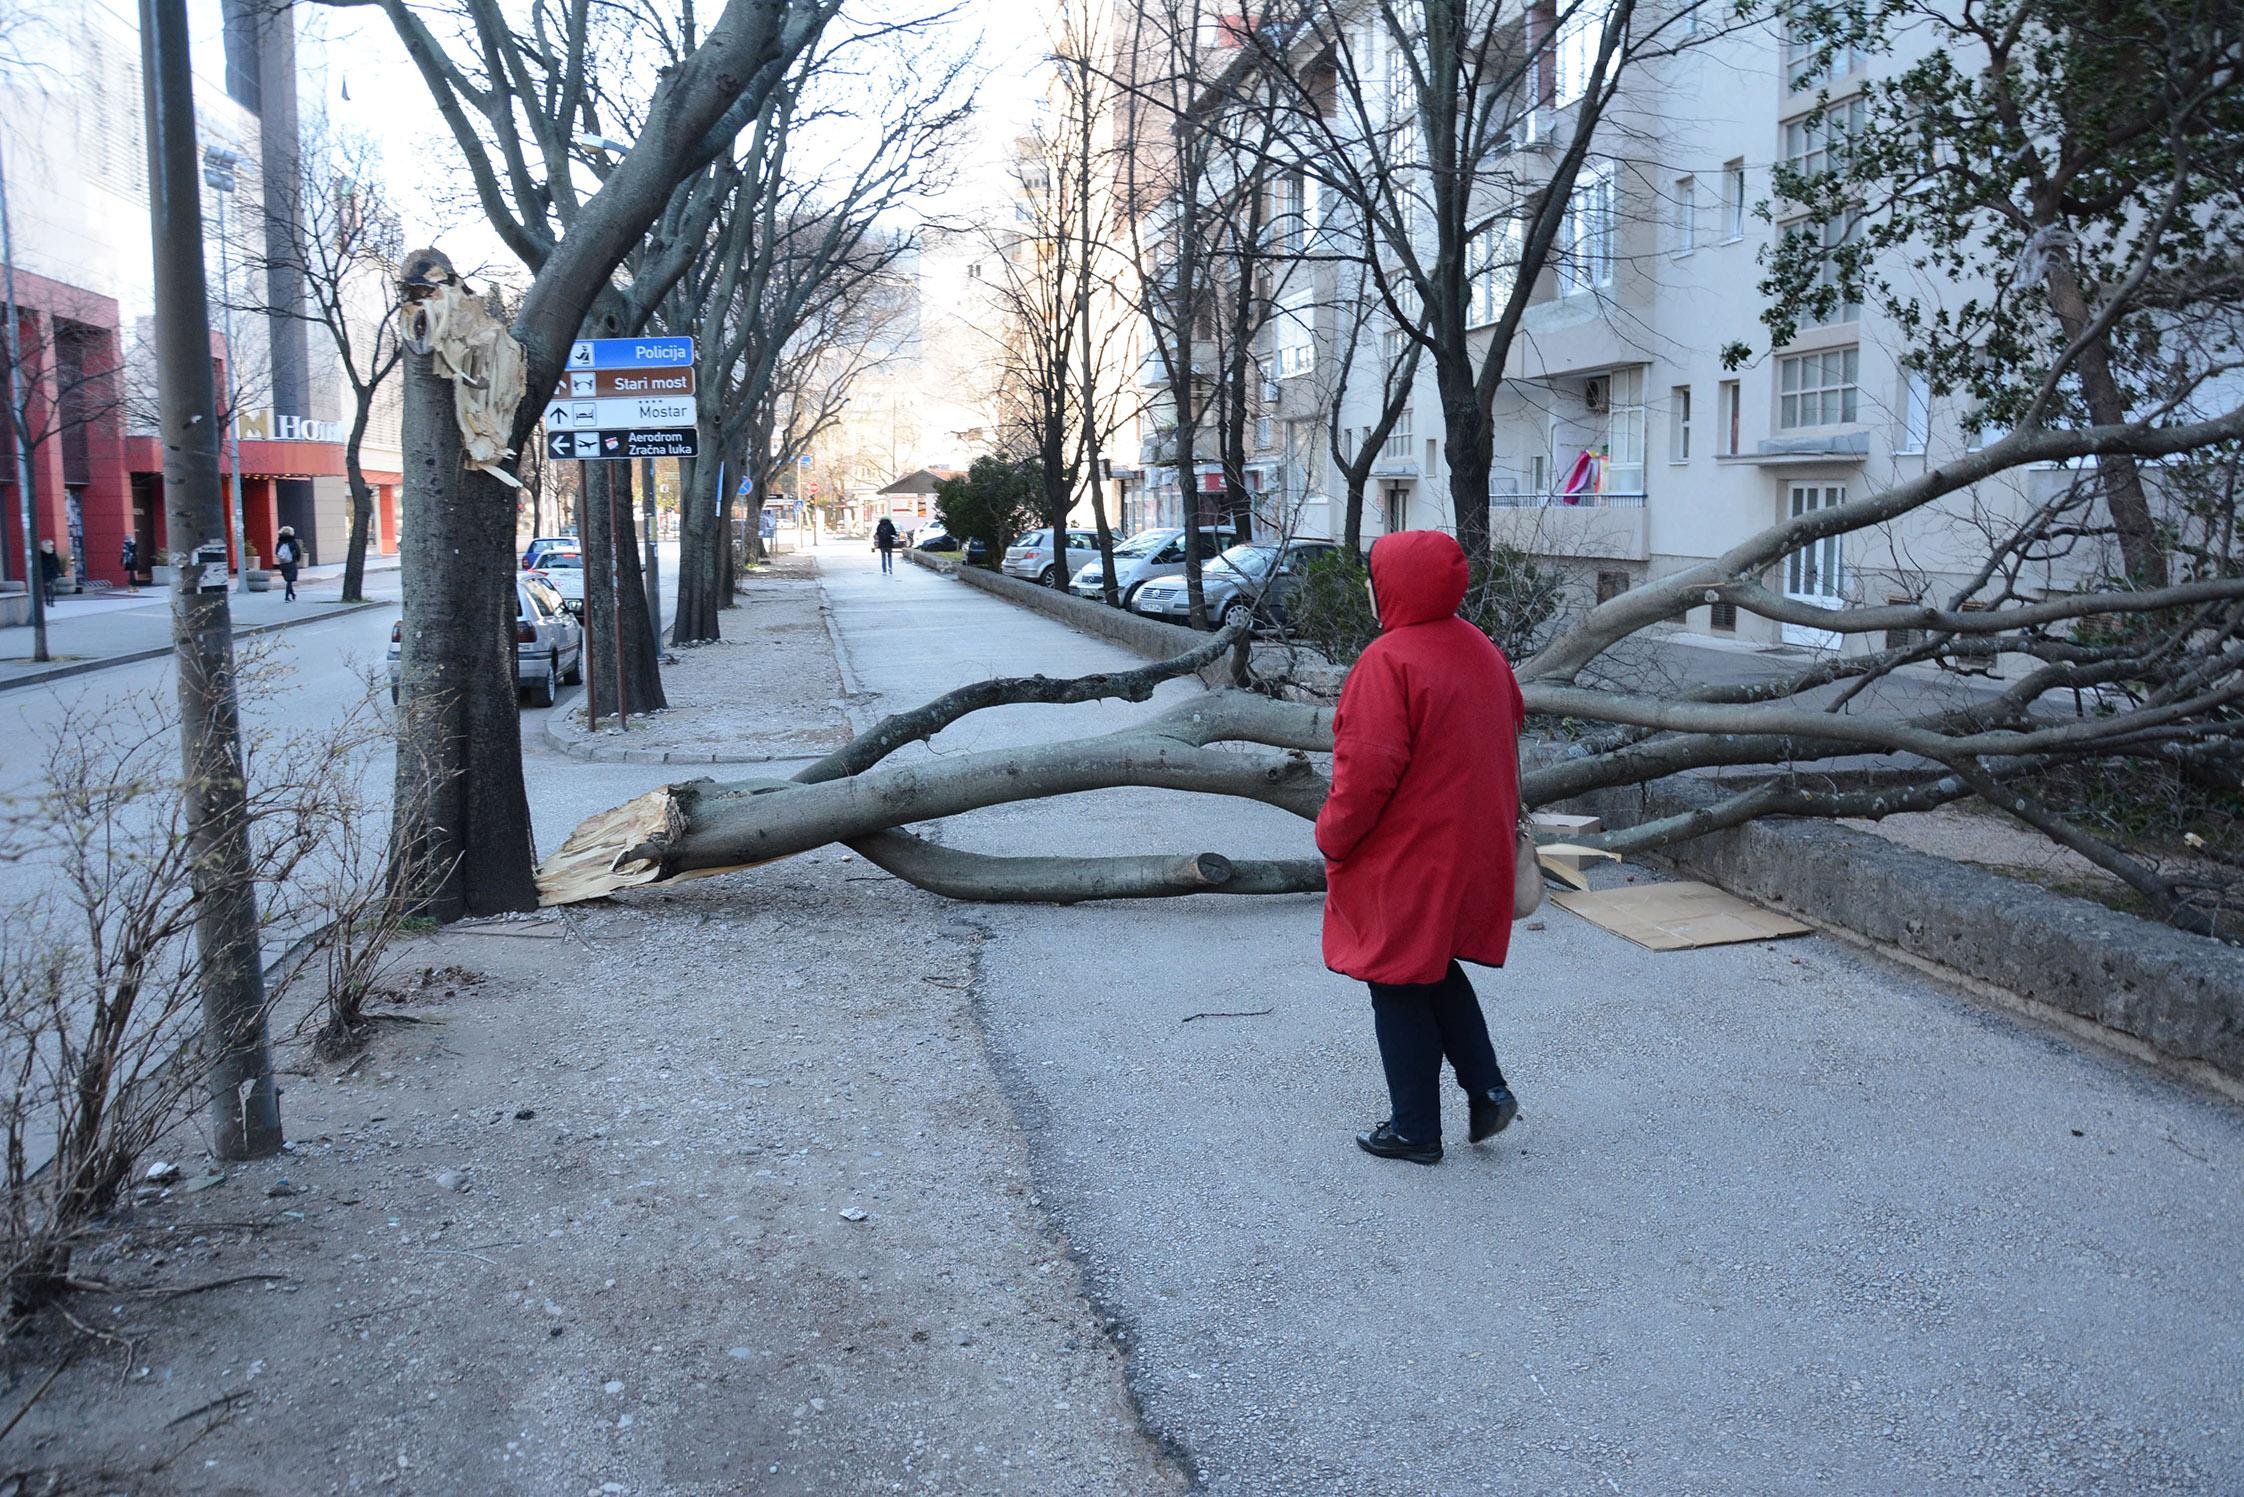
[4,552,1181,1496]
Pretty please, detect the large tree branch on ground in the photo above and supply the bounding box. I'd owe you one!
[843,830,1324,903]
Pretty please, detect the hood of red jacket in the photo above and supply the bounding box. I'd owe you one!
[1369,530,1468,629]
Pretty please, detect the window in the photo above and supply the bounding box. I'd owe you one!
[1466,217,1521,327]
[1596,569,1631,605]
[1721,159,1746,240]
[1382,486,1407,533]
[1778,346,1860,427]
[1555,0,1612,107]
[1812,214,1862,322]
[1897,370,1931,454]
[1719,379,1742,454]
[1381,326,1407,364]
[1710,600,1738,630]
[1785,483,1847,601]
[1782,97,1866,179]
[1606,367,1646,492]
[1558,163,1615,296]
[1671,175,1696,255]
[1782,6,1866,90]
[1384,406,1414,460]
[1529,452,1549,496]
[1275,291,1314,378]
[1669,385,1692,461]
[1255,414,1274,449]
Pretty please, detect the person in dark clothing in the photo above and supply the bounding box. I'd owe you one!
[873,515,899,575]
[1315,530,1528,1166]
[37,539,64,607]
[120,535,139,592]
[274,526,303,601]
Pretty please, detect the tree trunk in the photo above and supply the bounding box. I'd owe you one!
[673,436,725,643]
[1435,346,1492,557]
[342,395,375,602]
[1343,466,1367,555]
[391,347,540,918]
[140,0,282,1160]
[2044,259,2168,587]
[581,458,666,718]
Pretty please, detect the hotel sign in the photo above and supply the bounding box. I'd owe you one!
[238,409,346,444]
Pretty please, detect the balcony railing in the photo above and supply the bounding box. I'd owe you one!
[1489,491,1647,510]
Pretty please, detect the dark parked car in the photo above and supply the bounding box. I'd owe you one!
[916,528,989,565]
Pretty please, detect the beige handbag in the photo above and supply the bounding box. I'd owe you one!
[1514,818,1544,921]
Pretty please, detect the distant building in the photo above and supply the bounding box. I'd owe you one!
[0,0,402,594]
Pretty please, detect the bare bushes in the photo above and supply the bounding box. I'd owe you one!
[0,665,410,1317]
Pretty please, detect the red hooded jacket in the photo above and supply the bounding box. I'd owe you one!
[1315,530,1526,985]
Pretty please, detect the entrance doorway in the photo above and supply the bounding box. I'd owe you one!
[1782,481,1847,648]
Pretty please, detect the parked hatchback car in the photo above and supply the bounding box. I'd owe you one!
[530,547,584,611]
[389,575,583,708]
[1130,539,1342,631]
[1001,527,1102,585]
[1069,526,1245,609]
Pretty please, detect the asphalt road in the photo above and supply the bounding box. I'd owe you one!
[825,546,2244,1495]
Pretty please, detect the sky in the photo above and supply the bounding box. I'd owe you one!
[315,0,1058,292]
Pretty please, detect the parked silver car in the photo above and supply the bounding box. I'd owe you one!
[1069,526,1246,609]
[530,547,584,611]
[1130,539,1342,630]
[1001,527,1102,586]
[389,574,584,708]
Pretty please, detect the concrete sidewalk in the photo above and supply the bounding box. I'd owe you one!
[815,543,2244,1494]
[0,555,401,690]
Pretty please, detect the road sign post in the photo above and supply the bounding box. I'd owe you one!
[545,337,696,728]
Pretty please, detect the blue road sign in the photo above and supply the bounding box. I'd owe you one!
[565,336,696,370]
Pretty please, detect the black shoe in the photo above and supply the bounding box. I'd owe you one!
[1356,1121,1441,1166]
[1469,1087,1519,1144]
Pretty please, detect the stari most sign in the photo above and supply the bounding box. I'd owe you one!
[237,409,346,443]
[556,367,694,398]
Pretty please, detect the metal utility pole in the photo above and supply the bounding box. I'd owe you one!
[0,132,50,663]
[140,0,282,1159]
[202,146,249,592]
[641,454,659,630]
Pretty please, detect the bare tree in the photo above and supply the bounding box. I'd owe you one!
[352,0,846,917]
[238,128,404,603]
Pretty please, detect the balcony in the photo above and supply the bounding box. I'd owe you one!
[1488,494,1648,561]
[1488,491,1646,509]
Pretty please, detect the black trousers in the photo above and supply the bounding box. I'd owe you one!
[1369,960,1506,1145]
[878,547,895,573]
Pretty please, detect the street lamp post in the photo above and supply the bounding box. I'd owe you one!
[202,146,248,593]
[0,131,50,662]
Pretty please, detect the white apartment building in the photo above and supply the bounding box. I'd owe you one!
[1149,3,2087,652]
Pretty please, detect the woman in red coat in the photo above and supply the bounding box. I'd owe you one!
[1315,530,1526,1165]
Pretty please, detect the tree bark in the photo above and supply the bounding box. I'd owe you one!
[391,347,540,918]
[140,0,280,1159]
[1436,346,1492,558]
[2043,258,2168,587]
[341,397,375,602]
[581,458,667,718]
[673,438,726,643]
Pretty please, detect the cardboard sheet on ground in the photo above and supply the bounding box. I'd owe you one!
[1550,880,1810,950]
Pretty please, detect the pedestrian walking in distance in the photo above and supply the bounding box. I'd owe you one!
[873,515,899,575]
[36,538,64,607]
[120,534,139,592]
[274,526,303,601]
[1315,530,1526,1166]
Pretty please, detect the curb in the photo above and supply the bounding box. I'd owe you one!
[0,599,391,693]
[1571,776,2244,1094]
[903,548,1247,686]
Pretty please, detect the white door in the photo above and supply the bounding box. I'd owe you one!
[1782,482,1846,649]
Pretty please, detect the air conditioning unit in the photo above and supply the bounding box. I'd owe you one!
[1584,377,1608,412]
